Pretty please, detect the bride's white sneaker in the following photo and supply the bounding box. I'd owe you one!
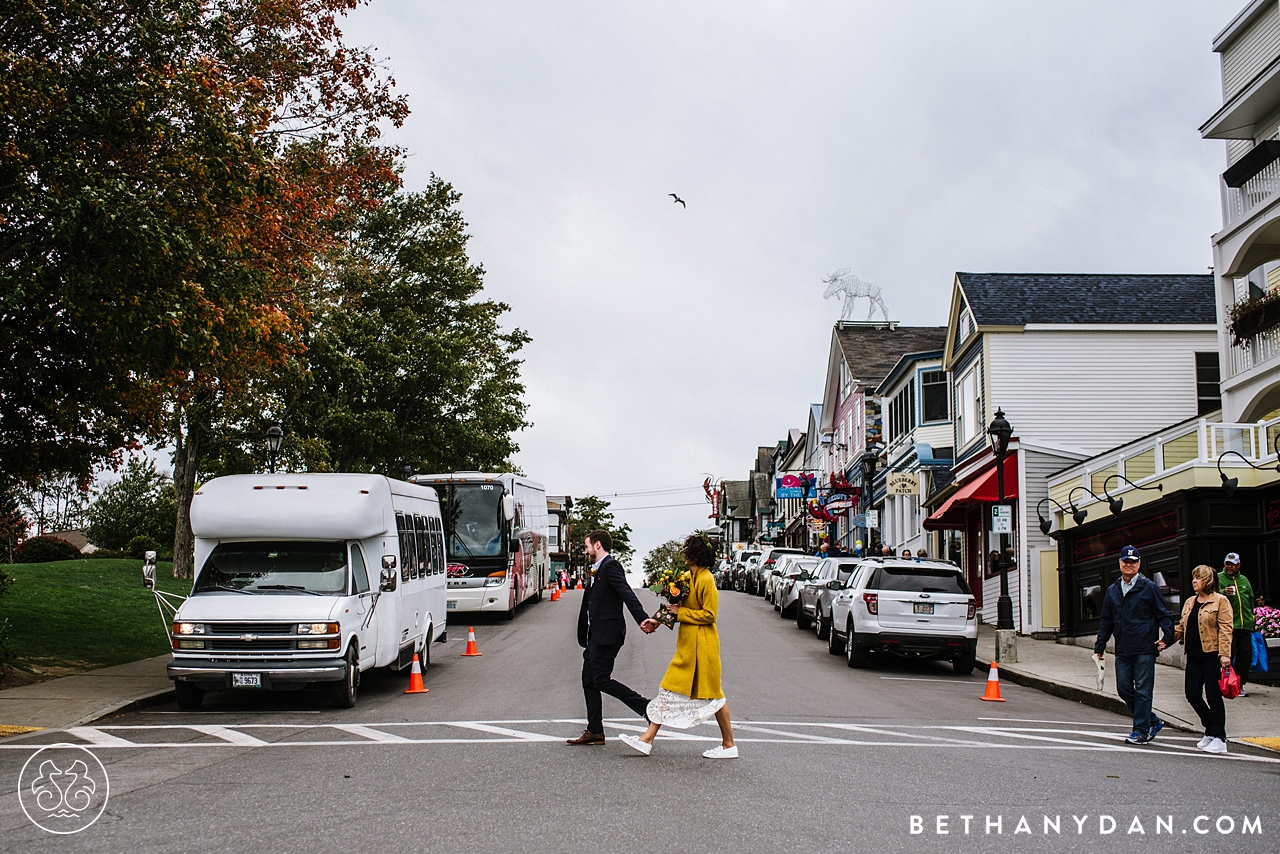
[619,734,652,756]
[702,744,738,759]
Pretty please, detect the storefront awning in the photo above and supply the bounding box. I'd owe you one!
[922,454,1018,531]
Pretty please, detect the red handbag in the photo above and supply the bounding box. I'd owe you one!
[1219,664,1242,699]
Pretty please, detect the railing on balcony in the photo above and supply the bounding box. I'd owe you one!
[1226,322,1280,377]
[1047,414,1280,522]
[1224,156,1280,226]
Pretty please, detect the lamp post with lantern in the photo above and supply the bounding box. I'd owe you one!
[265,424,283,474]
[987,408,1017,660]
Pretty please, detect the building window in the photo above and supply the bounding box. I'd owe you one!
[888,381,916,444]
[1195,352,1221,415]
[956,367,979,447]
[921,370,949,422]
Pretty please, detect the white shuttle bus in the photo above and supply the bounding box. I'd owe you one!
[167,473,447,709]
[410,472,548,619]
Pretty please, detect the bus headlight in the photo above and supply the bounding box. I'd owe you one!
[484,573,506,587]
[297,622,339,635]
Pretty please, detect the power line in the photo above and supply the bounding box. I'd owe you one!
[610,501,709,511]
[596,486,704,498]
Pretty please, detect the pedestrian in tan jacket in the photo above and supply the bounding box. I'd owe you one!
[1174,565,1234,754]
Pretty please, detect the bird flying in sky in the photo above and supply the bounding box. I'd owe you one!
[669,193,686,208]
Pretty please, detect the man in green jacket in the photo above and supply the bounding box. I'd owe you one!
[1218,552,1258,696]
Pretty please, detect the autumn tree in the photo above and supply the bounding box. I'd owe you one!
[0,1,409,575]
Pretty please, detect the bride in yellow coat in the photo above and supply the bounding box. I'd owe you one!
[620,534,738,759]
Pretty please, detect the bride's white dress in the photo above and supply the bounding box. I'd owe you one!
[645,688,725,729]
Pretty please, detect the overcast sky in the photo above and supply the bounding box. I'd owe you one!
[340,0,1243,565]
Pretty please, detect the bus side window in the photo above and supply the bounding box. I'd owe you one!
[415,515,428,580]
[351,544,370,594]
[396,512,410,582]
[429,517,441,575]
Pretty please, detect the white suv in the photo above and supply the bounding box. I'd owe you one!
[828,558,977,674]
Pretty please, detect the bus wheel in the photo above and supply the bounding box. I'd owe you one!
[532,584,543,603]
[502,607,515,621]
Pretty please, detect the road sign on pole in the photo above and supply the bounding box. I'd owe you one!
[991,504,1012,534]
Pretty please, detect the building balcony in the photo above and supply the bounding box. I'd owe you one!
[1226,321,1280,378]
[1045,413,1280,531]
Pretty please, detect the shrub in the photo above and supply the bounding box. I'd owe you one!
[1256,606,1280,639]
[126,535,163,560]
[14,536,84,563]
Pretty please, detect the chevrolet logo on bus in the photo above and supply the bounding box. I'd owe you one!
[240,634,258,642]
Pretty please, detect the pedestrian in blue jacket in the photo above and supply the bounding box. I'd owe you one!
[1093,545,1176,744]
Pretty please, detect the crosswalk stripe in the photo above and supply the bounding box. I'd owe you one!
[65,727,136,747]
[448,722,561,741]
[333,724,411,743]
[189,725,269,746]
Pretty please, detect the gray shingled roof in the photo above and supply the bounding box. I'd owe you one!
[956,273,1216,326]
[724,480,752,518]
[836,325,948,386]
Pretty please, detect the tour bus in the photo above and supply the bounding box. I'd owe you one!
[410,472,548,619]
[167,473,447,709]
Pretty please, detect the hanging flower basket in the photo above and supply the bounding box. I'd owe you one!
[1228,291,1280,346]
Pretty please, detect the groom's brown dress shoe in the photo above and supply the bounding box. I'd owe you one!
[566,729,605,745]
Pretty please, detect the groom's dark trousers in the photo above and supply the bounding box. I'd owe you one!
[578,555,651,734]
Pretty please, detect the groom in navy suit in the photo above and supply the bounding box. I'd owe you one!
[567,529,657,745]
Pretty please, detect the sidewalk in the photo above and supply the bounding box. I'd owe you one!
[976,625,1278,749]
[0,654,173,732]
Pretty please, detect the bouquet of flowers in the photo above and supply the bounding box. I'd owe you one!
[1256,606,1280,639]
[645,564,691,629]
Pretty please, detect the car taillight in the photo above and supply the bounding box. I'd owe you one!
[863,592,878,614]
[764,559,774,566]
[967,600,976,620]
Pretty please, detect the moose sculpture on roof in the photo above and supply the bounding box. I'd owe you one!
[823,269,889,322]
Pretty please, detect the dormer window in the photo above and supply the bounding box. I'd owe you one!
[956,310,974,346]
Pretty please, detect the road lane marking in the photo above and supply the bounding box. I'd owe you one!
[65,727,136,747]
[977,717,1131,727]
[332,725,411,743]
[447,722,561,741]
[189,725,269,746]
[606,722,716,741]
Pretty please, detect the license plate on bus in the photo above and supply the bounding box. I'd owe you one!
[447,601,457,610]
[913,603,934,615]
[231,672,262,688]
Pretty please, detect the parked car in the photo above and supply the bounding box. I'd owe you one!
[748,546,806,596]
[775,557,819,619]
[765,554,809,605]
[714,558,734,589]
[796,558,858,636]
[731,551,760,592]
[828,558,977,673]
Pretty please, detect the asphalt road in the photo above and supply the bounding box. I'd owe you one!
[2,587,1277,853]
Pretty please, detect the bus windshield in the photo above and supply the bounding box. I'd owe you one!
[441,483,504,560]
[194,541,348,595]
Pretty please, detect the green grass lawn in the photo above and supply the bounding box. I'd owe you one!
[1,559,190,675]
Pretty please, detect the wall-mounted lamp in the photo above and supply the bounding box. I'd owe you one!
[1066,485,1106,527]
[1216,449,1280,496]
[1035,498,1072,537]
[1101,474,1163,516]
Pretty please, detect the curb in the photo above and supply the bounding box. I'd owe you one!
[79,687,175,726]
[996,665,1198,733]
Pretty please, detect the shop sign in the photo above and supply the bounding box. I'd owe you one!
[886,472,919,495]
[825,499,853,512]
[808,517,828,531]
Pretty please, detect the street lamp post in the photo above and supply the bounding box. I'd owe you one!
[987,408,1016,661]
[266,424,283,474]
[860,450,878,551]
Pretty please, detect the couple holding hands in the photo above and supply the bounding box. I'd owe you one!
[566,530,737,759]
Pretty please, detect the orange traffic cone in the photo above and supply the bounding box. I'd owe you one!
[550,585,560,601]
[575,579,583,590]
[461,626,482,656]
[980,661,1006,702]
[404,653,429,694]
